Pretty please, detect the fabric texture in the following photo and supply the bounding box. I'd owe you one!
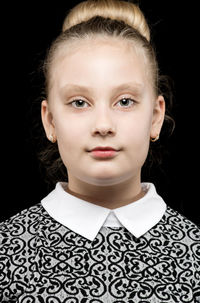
[41,182,167,240]
[0,202,200,302]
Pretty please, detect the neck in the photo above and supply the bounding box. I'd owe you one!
[65,175,146,209]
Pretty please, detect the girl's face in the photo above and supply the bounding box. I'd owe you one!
[42,38,165,188]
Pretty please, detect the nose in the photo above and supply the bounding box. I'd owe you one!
[91,108,116,137]
[92,126,115,136]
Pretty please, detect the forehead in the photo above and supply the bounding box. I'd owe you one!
[50,37,151,94]
[54,36,146,66]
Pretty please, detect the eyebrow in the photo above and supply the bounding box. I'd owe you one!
[60,82,144,96]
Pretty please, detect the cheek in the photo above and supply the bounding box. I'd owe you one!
[121,111,152,164]
[122,111,152,144]
[53,114,86,154]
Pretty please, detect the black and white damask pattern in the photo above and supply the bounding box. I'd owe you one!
[0,203,200,302]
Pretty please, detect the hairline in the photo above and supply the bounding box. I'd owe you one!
[46,34,156,99]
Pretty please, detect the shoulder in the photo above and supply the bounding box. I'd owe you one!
[163,206,200,239]
[0,203,46,297]
[158,206,200,257]
[0,203,45,242]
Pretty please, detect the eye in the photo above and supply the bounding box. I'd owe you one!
[70,99,89,108]
[68,97,136,109]
[116,98,136,108]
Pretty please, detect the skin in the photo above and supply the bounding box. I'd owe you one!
[41,37,165,209]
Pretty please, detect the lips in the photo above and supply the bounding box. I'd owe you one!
[88,146,120,159]
[90,146,118,152]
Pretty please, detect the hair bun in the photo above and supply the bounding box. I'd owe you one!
[62,0,150,42]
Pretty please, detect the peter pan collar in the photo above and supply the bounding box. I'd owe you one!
[41,182,166,241]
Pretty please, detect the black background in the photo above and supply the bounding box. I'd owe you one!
[1,1,199,225]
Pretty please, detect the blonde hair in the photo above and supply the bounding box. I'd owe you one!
[44,0,158,96]
[62,0,150,41]
[39,0,175,185]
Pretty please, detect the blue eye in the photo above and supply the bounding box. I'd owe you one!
[117,98,135,107]
[69,97,136,108]
[71,99,88,108]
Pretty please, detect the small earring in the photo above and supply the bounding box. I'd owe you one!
[150,134,159,142]
[49,134,56,143]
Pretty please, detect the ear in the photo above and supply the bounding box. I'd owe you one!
[41,100,56,141]
[150,95,165,139]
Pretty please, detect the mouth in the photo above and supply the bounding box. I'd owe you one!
[87,146,120,159]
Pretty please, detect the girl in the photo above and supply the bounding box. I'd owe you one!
[0,0,199,302]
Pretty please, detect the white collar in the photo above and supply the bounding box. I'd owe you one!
[41,182,166,241]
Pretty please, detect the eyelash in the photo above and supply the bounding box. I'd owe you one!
[68,97,137,109]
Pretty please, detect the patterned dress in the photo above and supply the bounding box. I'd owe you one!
[0,203,200,302]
